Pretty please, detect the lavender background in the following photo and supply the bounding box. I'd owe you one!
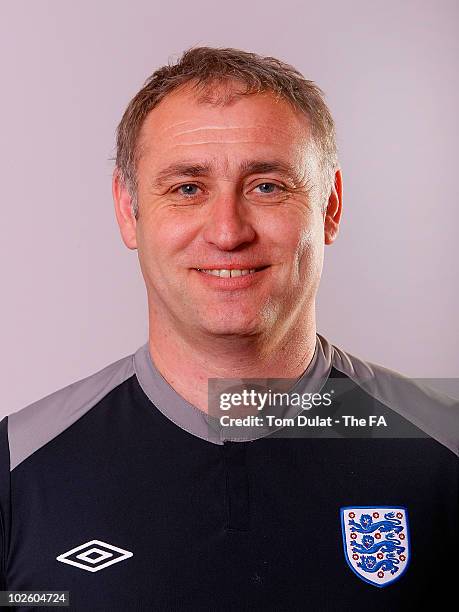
[1,0,457,416]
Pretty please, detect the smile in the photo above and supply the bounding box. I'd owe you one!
[194,268,266,277]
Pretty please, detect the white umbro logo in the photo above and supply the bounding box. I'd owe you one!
[56,540,133,572]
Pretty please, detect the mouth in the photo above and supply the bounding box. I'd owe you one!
[193,266,270,278]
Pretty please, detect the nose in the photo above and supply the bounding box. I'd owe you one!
[202,187,256,250]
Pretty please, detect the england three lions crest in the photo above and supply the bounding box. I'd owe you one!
[340,506,410,587]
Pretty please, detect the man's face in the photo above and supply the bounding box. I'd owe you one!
[116,82,340,340]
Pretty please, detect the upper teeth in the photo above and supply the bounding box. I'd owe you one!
[197,268,257,277]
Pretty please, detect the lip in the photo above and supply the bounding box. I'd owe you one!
[191,266,270,290]
[193,265,269,271]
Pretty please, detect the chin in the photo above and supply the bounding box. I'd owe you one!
[197,314,262,337]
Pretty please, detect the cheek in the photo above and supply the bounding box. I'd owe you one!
[265,203,323,252]
[292,224,325,282]
[137,211,197,263]
[297,224,323,257]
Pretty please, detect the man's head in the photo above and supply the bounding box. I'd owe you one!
[113,47,342,345]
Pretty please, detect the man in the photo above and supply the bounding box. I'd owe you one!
[0,47,457,610]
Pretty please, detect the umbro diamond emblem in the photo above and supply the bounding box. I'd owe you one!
[56,540,133,572]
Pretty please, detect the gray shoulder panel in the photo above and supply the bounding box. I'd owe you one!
[8,354,135,471]
[331,343,459,457]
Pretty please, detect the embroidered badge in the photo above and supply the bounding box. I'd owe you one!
[340,506,410,587]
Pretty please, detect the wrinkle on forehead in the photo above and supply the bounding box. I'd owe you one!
[140,86,310,145]
[160,123,290,136]
[169,127,291,147]
[143,124,306,157]
[170,138,289,147]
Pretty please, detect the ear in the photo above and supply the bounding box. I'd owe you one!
[112,168,137,250]
[324,168,343,246]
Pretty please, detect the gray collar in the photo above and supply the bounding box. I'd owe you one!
[134,334,333,445]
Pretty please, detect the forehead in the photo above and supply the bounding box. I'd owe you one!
[137,82,312,170]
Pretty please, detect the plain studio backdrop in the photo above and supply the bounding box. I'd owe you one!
[0,0,457,417]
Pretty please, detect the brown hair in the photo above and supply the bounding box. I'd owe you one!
[115,47,338,217]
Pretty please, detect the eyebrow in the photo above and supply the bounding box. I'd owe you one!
[150,159,304,188]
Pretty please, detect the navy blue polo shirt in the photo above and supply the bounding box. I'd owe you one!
[0,334,457,610]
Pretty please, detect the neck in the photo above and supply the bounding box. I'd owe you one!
[147,306,317,414]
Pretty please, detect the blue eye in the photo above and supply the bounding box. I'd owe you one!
[255,183,281,194]
[178,184,199,196]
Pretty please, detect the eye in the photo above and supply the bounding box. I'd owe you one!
[253,182,284,194]
[176,183,200,196]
